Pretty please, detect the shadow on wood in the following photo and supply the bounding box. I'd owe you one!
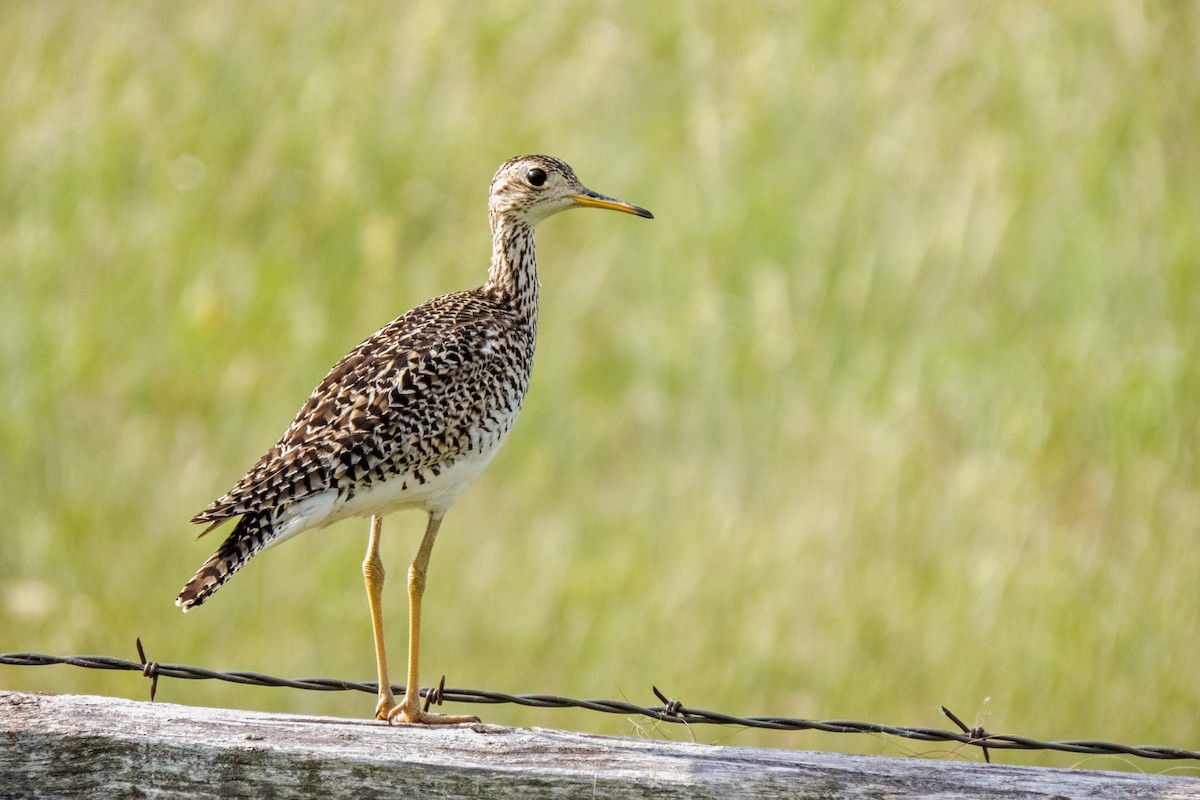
[0,691,1194,799]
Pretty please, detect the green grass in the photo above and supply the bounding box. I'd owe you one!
[2,1,1199,771]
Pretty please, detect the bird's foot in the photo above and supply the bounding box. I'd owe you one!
[386,690,479,725]
[387,706,480,725]
[373,694,396,721]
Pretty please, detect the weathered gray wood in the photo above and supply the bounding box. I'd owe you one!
[0,691,1194,799]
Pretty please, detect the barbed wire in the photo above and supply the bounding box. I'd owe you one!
[2,644,1197,764]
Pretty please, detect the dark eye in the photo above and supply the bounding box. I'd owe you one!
[525,168,547,187]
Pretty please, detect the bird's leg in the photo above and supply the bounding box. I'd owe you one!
[363,514,395,720]
[388,511,479,725]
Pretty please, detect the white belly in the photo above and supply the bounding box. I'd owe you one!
[265,419,514,549]
[333,445,503,521]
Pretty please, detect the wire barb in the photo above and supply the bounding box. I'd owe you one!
[652,685,685,717]
[942,705,991,764]
[135,638,159,703]
[423,675,447,713]
[2,648,1197,764]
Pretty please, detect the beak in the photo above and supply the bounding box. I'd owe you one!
[567,189,654,219]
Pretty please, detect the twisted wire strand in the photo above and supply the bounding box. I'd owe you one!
[2,650,1196,762]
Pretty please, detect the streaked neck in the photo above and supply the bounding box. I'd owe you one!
[483,212,539,319]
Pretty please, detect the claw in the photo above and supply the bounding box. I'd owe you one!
[374,694,395,721]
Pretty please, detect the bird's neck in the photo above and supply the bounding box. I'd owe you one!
[483,212,540,320]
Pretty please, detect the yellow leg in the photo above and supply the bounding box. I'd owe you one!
[387,511,479,725]
[363,515,395,720]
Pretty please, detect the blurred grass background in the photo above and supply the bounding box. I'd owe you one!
[2,1,1198,771]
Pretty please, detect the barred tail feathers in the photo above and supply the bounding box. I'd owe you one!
[176,512,276,611]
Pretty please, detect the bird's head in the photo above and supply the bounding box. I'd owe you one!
[488,155,653,224]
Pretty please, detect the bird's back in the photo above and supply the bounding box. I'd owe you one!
[193,287,536,534]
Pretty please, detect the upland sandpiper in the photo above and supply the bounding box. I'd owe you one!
[176,155,652,723]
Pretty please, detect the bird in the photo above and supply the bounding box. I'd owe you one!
[176,155,653,724]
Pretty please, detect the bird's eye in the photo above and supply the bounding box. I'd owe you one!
[525,168,547,187]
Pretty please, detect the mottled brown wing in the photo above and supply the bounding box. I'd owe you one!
[191,293,510,525]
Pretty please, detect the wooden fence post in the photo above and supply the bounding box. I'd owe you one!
[0,691,1195,799]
